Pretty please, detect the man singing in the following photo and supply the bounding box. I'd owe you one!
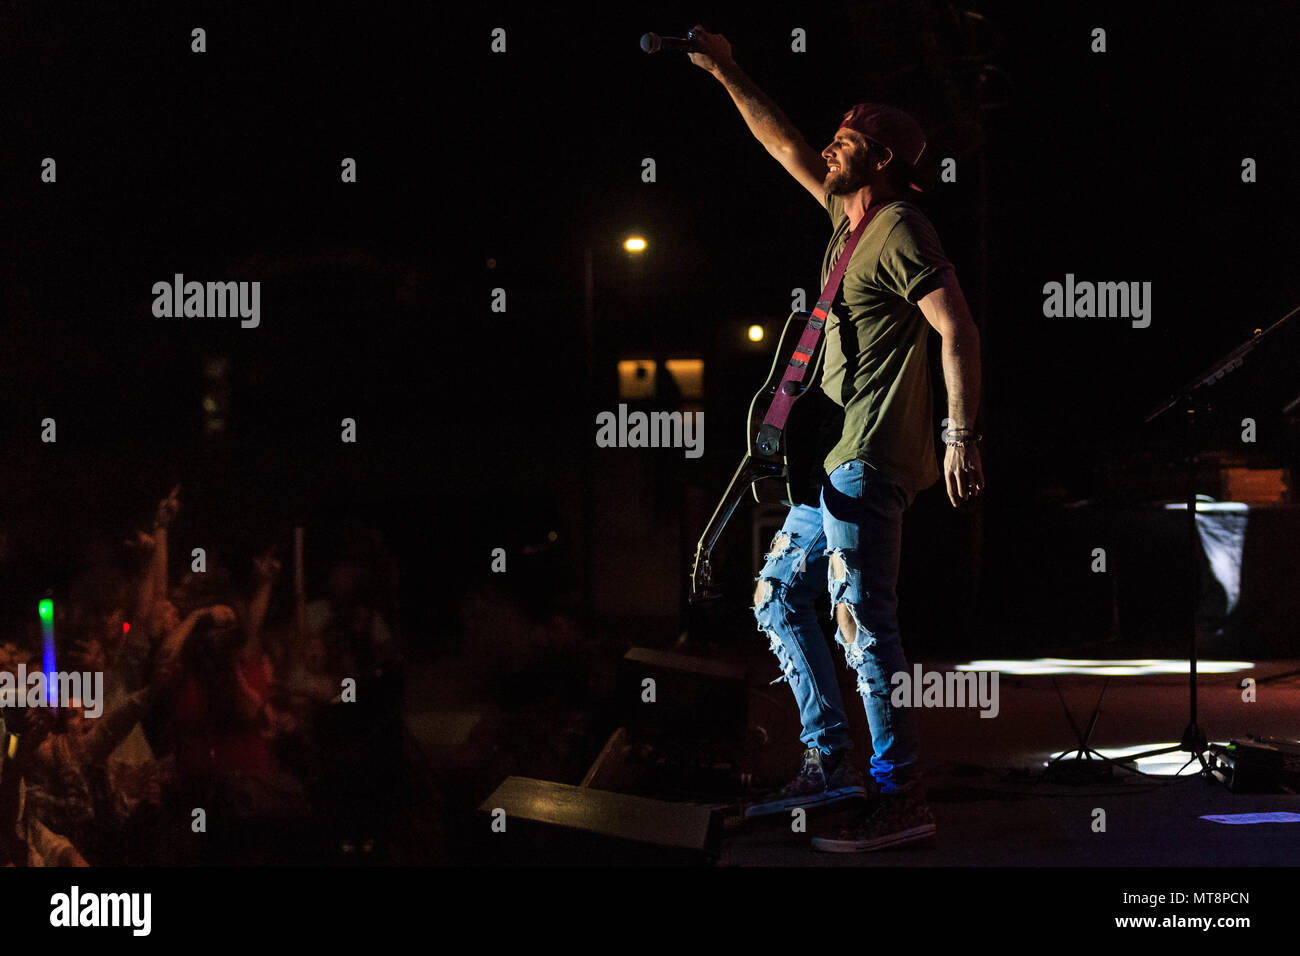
[687,26,984,852]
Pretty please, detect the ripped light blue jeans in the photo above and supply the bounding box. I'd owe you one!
[752,459,920,793]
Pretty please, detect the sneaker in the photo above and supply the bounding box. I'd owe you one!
[744,747,867,819]
[825,752,870,801]
[810,786,937,852]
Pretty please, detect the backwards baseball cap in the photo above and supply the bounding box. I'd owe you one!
[838,103,927,191]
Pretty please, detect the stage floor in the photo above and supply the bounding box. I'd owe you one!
[404,642,1300,866]
[723,656,1300,866]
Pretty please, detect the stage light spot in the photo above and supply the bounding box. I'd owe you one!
[957,658,1253,677]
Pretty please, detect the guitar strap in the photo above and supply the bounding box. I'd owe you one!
[756,201,886,449]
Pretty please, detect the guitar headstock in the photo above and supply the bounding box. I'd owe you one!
[688,550,720,604]
[689,454,786,604]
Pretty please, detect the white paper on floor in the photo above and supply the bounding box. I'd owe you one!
[1199,812,1300,825]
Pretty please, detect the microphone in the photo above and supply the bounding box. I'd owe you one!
[640,31,697,54]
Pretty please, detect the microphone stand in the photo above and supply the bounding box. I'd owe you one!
[1125,301,1300,778]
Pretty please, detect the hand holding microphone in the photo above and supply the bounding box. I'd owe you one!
[685,26,734,75]
[640,25,734,75]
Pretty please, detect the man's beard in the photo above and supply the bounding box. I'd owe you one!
[826,165,868,196]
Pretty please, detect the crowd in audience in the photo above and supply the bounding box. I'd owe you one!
[0,488,402,866]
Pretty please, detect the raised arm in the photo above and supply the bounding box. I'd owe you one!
[78,687,154,765]
[687,26,828,205]
[130,530,159,625]
[152,604,236,680]
[246,548,281,649]
[154,486,180,596]
[138,485,180,623]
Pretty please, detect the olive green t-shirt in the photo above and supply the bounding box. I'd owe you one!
[817,192,950,496]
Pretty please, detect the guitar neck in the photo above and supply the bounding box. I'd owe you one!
[690,454,782,601]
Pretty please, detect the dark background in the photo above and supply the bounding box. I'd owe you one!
[2,0,1298,655]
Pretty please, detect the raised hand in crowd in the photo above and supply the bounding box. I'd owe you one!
[152,485,181,530]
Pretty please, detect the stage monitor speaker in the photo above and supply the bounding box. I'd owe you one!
[477,776,722,865]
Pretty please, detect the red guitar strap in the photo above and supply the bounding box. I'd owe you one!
[757,202,885,443]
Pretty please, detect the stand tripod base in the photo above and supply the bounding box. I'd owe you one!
[1042,751,1117,785]
[1123,723,1214,776]
[1044,676,1130,784]
[1044,672,1215,783]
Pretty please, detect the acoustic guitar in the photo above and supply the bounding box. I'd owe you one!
[688,309,840,602]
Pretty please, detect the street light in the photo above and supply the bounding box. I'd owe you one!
[624,236,647,253]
